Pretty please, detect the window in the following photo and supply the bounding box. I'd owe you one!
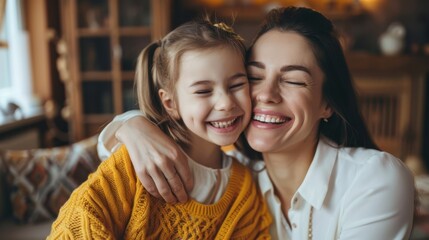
[0,0,34,112]
[0,25,10,90]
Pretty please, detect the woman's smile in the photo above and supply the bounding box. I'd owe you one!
[251,109,292,129]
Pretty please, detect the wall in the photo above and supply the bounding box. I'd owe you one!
[340,0,429,54]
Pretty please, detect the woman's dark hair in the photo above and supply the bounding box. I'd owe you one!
[240,6,378,159]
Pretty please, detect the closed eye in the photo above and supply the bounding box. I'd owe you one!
[284,81,306,86]
[194,89,212,94]
[230,82,247,89]
[248,76,262,82]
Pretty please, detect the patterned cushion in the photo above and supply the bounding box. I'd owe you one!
[0,135,101,223]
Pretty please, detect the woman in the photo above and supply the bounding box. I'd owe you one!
[98,7,415,239]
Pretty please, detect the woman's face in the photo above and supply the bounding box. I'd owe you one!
[245,30,332,154]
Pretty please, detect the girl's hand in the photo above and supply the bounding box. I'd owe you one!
[116,116,193,203]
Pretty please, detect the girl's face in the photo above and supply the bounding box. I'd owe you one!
[245,30,332,154]
[161,47,251,147]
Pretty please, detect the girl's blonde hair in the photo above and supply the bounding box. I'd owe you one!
[136,19,245,147]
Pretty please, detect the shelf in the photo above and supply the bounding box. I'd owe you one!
[62,0,170,141]
[345,52,429,74]
[120,27,151,36]
[0,108,45,135]
[78,28,111,37]
[81,71,112,81]
[121,71,135,80]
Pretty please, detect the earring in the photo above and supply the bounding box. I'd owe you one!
[323,118,328,123]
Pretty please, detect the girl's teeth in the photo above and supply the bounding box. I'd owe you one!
[211,118,237,128]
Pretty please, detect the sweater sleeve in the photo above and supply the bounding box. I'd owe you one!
[48,146,138,239]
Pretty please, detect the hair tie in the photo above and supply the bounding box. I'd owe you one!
[213,22,234,34]
[213,22,243,41]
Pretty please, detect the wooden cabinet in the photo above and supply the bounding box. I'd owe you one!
[347,53,429,160]
[60,0,170,141]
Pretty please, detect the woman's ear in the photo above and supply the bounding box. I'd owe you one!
[321,102,333,120]
[158,89,180,119]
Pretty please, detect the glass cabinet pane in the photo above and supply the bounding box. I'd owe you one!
[82,81,113,114]
[120,36,151,71]
[77,0,109,29]
[122,81,138,111]
[119,0,151,27]
[79,37,111,71]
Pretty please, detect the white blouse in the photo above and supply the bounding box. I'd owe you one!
[98,110,415,240]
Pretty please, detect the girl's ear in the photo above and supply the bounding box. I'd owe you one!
[158,89,180,119]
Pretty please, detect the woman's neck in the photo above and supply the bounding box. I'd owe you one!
[184,134,223,169]
[263,136,319,211]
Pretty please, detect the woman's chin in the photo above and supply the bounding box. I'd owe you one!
[246,135,275,153]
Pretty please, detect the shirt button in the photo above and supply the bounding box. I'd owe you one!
[293,198,298,204]
[292,223,297,228]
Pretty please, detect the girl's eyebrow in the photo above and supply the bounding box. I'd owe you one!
[189,73,247,87]
[189,80,212,87]
[228,72,247,81]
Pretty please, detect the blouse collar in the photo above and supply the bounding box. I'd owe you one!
[298,137,338,209]
[257,137,339,209]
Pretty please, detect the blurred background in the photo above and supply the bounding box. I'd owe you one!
[2,0,428,171]
[0,0,429,239]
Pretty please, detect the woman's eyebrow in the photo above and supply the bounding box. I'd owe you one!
[246,61,265,69]
[247,62,311,76]
[280,65,312,76]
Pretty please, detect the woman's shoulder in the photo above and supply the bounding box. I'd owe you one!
[338,148,410,173]
[338,147,414,194]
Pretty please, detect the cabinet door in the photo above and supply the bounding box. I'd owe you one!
[116,0,154,112]
[62,0,170,141]
[119,0,151,28]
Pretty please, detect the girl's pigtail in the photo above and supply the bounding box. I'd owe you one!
[135,41,164,123]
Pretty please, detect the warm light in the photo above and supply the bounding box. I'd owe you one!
[359,0,383,12]
[199,0,224,8]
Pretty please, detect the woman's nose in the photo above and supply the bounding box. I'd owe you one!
[254,80,281,104]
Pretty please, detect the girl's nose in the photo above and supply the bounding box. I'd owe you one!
[214,93,236,111]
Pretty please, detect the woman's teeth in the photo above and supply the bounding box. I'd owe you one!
[210,118,237,128]
[253,114,287,124]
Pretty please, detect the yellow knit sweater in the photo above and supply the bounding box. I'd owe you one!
[48,146,272,239]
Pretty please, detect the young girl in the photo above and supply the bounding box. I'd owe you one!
[48,19,271,239]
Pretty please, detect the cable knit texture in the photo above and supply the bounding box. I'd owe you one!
[48,146,272,239]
